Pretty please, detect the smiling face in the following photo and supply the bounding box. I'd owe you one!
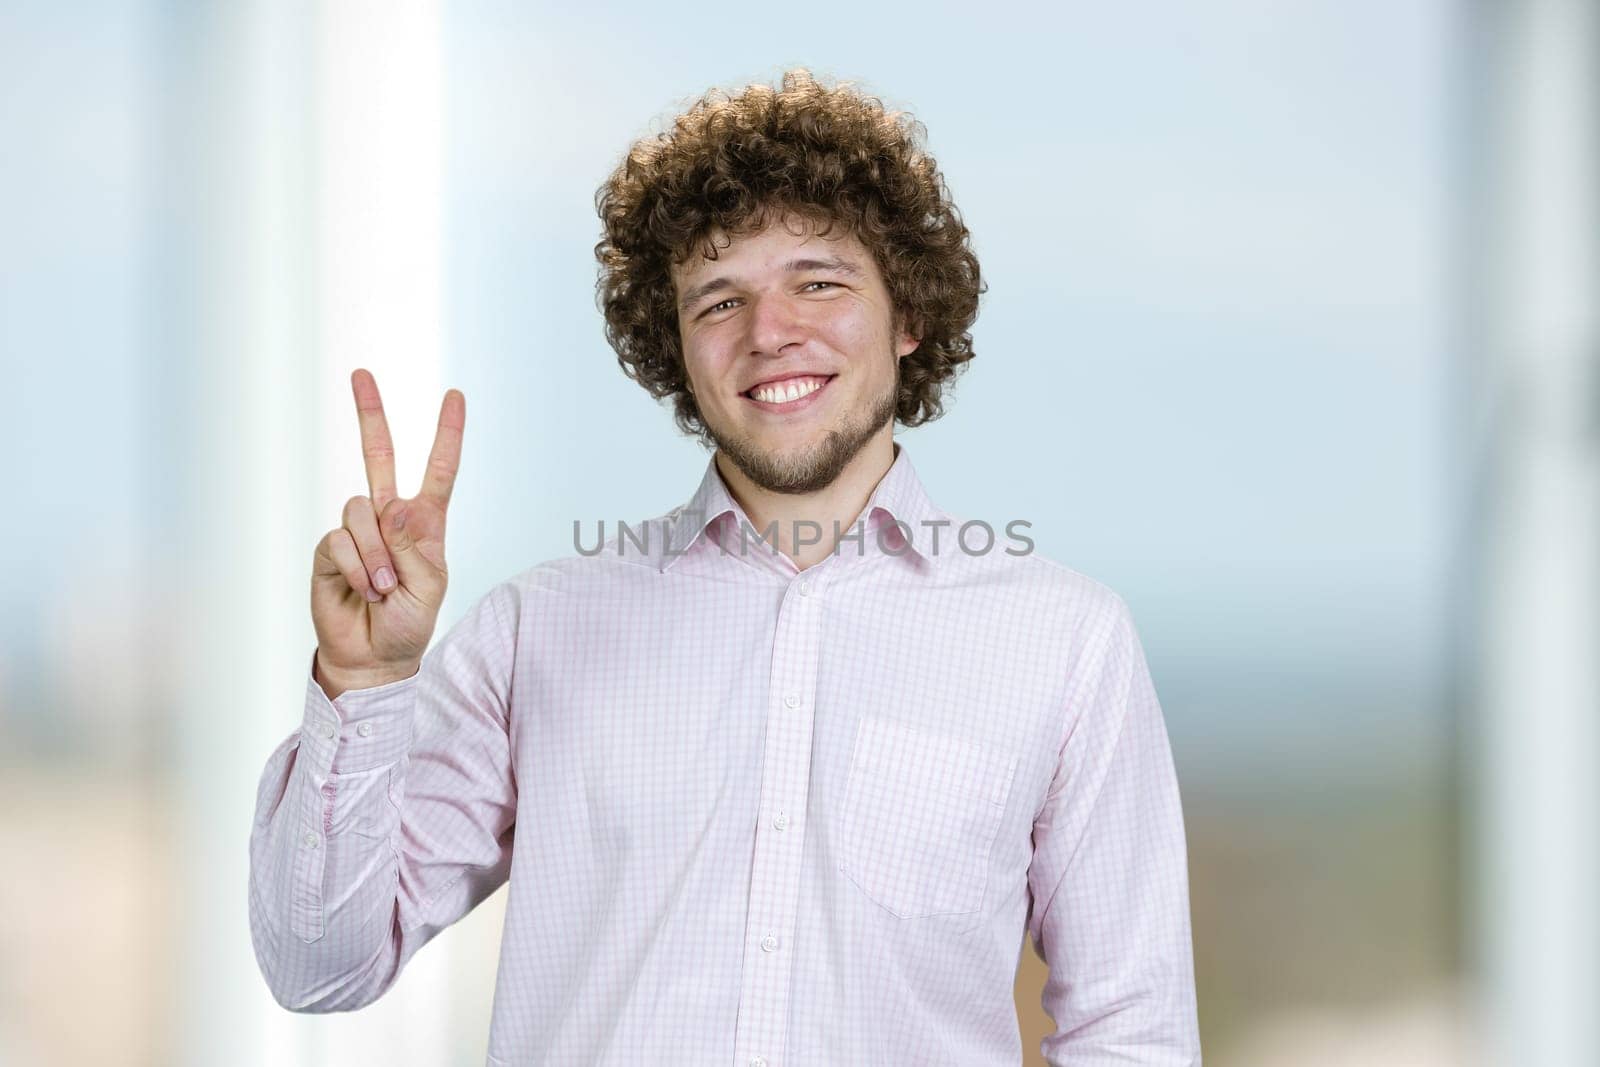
[671,211,920,495]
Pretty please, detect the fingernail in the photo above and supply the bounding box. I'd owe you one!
[375,566,395,590]
[365,587,382,603]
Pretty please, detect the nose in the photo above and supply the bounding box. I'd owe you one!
[745,292,806,357]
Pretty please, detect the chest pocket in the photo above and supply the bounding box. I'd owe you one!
[837,715,1019,920]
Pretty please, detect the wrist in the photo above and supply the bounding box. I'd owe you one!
[314,651,420,699]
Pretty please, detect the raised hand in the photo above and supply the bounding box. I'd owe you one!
[311,368,465,697]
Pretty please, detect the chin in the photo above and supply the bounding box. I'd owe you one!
[749,430,829,458]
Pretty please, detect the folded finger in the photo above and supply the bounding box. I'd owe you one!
[342,494,397,595]
[325,527,382,602]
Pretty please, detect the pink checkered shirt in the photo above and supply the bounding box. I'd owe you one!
[249,442,1201,1065]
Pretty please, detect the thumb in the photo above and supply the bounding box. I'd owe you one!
[378,498,438,594]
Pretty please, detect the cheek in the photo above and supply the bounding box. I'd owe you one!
[680,344,722,394]
[823,311,885,361]
[687,353,746,414]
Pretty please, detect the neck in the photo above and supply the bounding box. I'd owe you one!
[715,432,898,571]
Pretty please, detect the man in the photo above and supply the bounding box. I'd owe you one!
[249,68,1202,1065]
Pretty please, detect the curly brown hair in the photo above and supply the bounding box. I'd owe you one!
[593,67,985,445]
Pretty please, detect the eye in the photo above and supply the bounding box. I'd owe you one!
[707,298,739,314]
[803,281,836,292]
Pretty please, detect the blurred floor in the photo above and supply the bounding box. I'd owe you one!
[0,764,175,1067]
[0,761,1464,1065]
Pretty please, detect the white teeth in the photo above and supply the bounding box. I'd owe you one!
[751,376,826,404]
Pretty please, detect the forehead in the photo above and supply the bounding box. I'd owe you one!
[670,211,871,284]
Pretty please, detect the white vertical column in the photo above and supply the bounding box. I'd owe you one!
[315,0,444,511]
[312,2,450,1066]
[176,1,455,1064]
[176,1,320,1064]
[1473,1,1600,1065]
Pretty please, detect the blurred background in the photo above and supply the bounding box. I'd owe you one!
[1,0,1593,1064]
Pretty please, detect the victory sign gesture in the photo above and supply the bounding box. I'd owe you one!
[311,369,466,697]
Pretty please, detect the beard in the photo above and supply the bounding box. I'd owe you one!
[704,367,898,495]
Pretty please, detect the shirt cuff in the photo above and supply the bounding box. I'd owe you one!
[301,648,419,774]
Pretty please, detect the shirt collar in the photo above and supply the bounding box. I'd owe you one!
[656,441,950,575]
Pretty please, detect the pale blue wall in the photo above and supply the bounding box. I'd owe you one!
[440,0,1456,784]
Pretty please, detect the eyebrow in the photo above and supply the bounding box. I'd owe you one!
[676,255,865,313]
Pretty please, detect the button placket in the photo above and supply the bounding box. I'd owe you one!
[734,570,825,1066]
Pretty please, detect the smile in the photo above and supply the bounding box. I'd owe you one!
[742,374,836,411]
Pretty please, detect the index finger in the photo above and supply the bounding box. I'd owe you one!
[350,368,399,514]
[418,388,466,509]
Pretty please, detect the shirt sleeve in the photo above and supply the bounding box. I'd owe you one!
[248,579,520,1012]
[1026,594,1203,1065]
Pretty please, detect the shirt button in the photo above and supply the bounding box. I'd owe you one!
[783,692,800,709]
[357,722,373,737]
[760,933,778,952]
[750,1058,768,1067]
[318,721,335,740]
[303,831,319,849]
[797,578,812,596]
[773,813,789,831]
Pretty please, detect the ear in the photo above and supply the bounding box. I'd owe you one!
[894,313,922,360]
